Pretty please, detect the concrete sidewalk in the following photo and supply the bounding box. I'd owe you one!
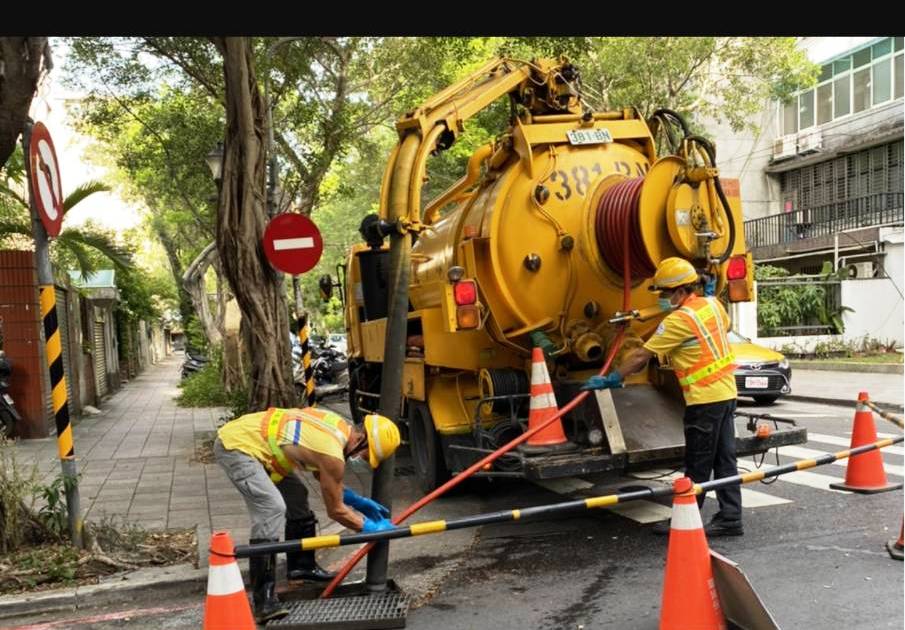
[10,354,364,566]
[788,368,904,410]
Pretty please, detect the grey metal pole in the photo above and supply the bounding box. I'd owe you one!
[21,121,83,548]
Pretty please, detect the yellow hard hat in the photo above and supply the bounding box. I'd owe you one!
[363,414,401,469]
[648,257,698,292]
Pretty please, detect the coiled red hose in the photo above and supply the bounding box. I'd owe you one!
[595,178,656,281]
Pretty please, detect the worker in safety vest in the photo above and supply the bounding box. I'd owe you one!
[581,257,742,537]
[214,408,401,623]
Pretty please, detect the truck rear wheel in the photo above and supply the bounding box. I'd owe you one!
[408,401,450,494]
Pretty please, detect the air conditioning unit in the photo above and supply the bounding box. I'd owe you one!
[772,135,797,160]
[797,129,823,154]
[846,261,878,279]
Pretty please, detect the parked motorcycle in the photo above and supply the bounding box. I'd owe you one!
[0,351,22,438]
[181,348,210,380]
[294,337,348,401]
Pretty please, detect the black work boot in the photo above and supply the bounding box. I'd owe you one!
[249,538,289,624]
[704,517,743,537]
[286,519,337,582]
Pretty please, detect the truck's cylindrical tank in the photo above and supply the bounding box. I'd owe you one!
[411,140,672,353]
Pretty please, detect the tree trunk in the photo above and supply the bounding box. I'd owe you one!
[0,38,50,168]
[213,37,293,410]
[152,219,195,333]
[182,241,222,347]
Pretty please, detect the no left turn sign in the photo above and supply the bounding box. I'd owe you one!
[27,122,64,238]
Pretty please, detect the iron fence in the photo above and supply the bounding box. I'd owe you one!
[745,193,903,249]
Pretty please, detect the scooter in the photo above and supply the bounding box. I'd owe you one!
[181,348,210,379]
[0,351,22,438]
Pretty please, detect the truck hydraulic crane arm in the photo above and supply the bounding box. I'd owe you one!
[378,57,584,229]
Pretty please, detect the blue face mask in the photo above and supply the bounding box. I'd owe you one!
[658,296,674,311]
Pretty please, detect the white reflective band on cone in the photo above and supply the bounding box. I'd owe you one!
[207,563,245,596]
[529,393,557,410]
[670,502,703,531]
[531,361,551,384]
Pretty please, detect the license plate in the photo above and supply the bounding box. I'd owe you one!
[2,394,13,405]
[745,377,769,389]
[567,128,613,146]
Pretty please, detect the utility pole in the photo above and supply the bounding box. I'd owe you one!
[21,120,83,548]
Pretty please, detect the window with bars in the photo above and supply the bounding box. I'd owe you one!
[781,140,904,209]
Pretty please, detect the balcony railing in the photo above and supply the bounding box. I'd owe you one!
[744,193,904,250]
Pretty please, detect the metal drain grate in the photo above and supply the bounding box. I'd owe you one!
[268,591,409,630]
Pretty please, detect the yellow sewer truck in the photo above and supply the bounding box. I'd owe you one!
[323,58,805,492]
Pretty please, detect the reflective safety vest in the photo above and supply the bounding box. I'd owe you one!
[671,296,735,392]
[260,407,351,483]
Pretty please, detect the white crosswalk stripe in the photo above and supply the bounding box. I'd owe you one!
[778,445,904,477]
[807,432,904,457]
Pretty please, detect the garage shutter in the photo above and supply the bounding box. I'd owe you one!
[94,320,108,398]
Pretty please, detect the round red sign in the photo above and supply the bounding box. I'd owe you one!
[27,122,64,238]
[262,213,324,275]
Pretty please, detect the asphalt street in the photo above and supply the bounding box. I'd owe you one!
[4,397,903,630]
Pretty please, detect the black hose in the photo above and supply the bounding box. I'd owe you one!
[684,135,737,264]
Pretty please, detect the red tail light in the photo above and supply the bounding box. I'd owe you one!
[727,255,747,280]
[454,280,477,305]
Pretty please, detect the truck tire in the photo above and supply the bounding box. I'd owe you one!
[753,395,779,406]
[408,401,450,494]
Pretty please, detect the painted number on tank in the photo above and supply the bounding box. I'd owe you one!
[549,162,649,201]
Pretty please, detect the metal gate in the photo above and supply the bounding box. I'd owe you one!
[94,319,108,398]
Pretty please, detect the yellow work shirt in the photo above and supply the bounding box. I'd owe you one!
[217,409,348,474]
[643,298,738,406]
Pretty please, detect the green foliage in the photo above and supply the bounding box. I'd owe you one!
[184,317,209,354]
[36,474,79,542]
[177,350,227,407]
[755,264,855,336]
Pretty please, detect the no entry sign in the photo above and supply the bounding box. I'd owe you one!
[27,122,64,238]
[262,213,324,275]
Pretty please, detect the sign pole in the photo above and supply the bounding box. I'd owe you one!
[292,276,315,406]
[22,120,83,548]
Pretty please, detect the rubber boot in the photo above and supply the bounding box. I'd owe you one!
[286,518,337,582]
[249,538,289,624]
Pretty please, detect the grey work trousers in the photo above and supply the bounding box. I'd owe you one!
[213,437,314,540]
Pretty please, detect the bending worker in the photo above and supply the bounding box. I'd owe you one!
[582,257,742,537]
[214,407,401,623]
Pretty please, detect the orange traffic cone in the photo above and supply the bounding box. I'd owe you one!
[520,347,574,454]
[660,477,726,630]
[829,392,903,494]
[887,517,904,561]
[203,531,256,630]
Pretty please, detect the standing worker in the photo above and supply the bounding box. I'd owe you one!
[214,407,401,623]
[582,257,742,537]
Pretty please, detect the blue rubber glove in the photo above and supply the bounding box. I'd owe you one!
[343,487,390,521]
[580,372,624,391]
[703,274,717,297]
[361,517,395,534]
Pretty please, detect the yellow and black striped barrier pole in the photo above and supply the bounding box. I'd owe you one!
[22,122,83,548]
[298,312,315,406]
[863,399,904,430]
[233,435,903,557]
